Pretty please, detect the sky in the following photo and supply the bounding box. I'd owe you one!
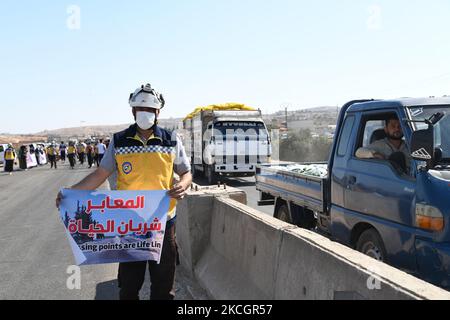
[1,0,450,134]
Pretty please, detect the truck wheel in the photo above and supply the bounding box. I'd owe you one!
[276,203,292,224]
[206,165,218,185]
[356,229,387,262]
[191,163,200,179]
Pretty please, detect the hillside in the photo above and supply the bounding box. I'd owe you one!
[0,135,48,145]
[35,124,131,138]
[34,118,184,138]
[1,106,339,145]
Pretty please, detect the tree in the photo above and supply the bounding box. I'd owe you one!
[73,201,96,243]
[280,129,332,162]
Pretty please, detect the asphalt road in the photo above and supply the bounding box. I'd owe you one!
[0,161,207,300]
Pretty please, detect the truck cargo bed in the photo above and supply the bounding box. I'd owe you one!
[256,162,329,214]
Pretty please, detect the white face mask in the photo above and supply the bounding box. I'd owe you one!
[136,111,156,130]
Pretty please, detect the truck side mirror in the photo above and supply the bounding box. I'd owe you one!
[435,147,443,163]
[410,125,434,166]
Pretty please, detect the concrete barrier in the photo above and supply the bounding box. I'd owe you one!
[177,190,450,300]
[176,184,247,278]
[194,195,287,299]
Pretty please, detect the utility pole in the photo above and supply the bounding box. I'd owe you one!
[285,107,288,130]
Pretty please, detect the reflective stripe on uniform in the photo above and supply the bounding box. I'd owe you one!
[115,145,175,155]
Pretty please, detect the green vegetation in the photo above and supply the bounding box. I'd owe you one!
[280,129,332,162]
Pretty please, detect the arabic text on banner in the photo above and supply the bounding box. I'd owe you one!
[59,189,170,266]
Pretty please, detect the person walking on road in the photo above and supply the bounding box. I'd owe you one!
[59,141,67,163]
[18,145,28,171]
[30,144,40,166]
[96,139,106,167]
[93,142,98,167]
[56,83,192,300]
[86,142,95,168]
[34,145,41,166]
[77,142,86,165]
[38,145,46,165]
[47,143,58,169]
[67,142,77,169]
[4,144,16,175]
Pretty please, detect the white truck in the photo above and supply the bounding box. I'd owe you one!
[183,104,272,184]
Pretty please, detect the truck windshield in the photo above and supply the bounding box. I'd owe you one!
[214,121,267,136]
[408,106,450,160]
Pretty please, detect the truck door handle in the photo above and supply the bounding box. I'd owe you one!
[346,176,357,188]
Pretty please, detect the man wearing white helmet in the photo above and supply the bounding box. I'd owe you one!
[56,83,192,300]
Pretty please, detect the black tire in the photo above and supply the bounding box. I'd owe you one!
[275,203,292,224]
[356,229,387,262]
[205,165,218,185]
[260,192,272,201]
[191,163,199,179]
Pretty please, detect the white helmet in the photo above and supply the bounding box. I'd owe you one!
[129,83,165,109]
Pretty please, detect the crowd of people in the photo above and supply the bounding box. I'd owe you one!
[2,139,109,175]
[65,139,109,169]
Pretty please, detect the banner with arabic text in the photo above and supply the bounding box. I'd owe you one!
[59,189,170,266]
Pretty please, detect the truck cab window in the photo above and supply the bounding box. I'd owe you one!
[409,106,450,162]
[337,116,355,156]
[355,113,412,176]
[361,120,385,147]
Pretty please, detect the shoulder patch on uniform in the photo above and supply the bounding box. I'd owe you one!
[122,162,133,175]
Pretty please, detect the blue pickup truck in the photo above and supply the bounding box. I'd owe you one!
[256,97,450,289]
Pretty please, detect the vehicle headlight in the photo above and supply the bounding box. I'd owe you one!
[416,203,445,232]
